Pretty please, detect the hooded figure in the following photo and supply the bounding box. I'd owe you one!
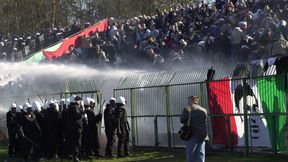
[114,96,130,158]
[6,103,18,157]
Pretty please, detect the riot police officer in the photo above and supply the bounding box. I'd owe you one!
[46,100,60,159]
[104,97,116,158]
[18,103,42,162]
[82,98,103,158]
[6,103,18,157]
[67,95,84,162]
[32,101,47,159]
[114,96,130,158]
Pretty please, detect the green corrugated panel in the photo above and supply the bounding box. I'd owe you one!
[116,64,239,89]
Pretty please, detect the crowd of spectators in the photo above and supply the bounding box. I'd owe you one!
[1,0,288,70]
[0,22,85,62]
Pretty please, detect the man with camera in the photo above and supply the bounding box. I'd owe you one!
[180,96,208,162]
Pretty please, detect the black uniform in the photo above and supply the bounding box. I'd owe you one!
[114,103,130,157]
[6,110,18,157]
[83,109,102,157]
[46,107,60,159]
[18,112,42,161]
[61,106,71,157]
[34,110,47,158]
[67,103,84,161]
[104,103,116,157]
[57,109,66,159]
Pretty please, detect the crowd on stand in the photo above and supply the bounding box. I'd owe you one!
[6,96,130,162]
[1,1,288,69]
[45,0,288,69]
[0,22,85,62]
[3,1,288,162]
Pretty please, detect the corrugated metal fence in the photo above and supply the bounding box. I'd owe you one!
[113,66,288,155]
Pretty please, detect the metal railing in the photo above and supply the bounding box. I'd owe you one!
[114,73,288,155]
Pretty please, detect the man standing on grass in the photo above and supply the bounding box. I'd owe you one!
[180,96,208,162]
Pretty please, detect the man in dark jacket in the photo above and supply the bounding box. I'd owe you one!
[114,96,130,158]
[6,103,18,157]
[104,97,116,158]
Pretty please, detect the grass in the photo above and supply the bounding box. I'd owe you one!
[0,145,287,162]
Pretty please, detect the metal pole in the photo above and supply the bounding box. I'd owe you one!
[200,82,206,107]
[272,114,277,155]
[130,89,136,147]
[165,86,172,149]
[243,79,249,156]
[154,115,159,147]
[227,115,233,153]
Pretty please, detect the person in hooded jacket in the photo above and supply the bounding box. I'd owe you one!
[17,103,42,162]
[269,33,288,57]
[114,96,130,158]
[6,103,18,157]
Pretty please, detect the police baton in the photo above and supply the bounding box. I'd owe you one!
[23,136,40,148]
[99,100,105,113]
[37,93,44,103]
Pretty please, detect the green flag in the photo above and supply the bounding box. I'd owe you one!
[24,51,45,64]
[257,75,287,151]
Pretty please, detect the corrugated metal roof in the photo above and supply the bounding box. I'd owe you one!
[116,58,287,89]
[116,64,237,89]
[0,80,106,99]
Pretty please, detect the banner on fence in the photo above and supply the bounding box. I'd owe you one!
[207,76,287,151]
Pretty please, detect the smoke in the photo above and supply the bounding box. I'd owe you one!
[0,62,144,81]
[0,62,148,113]
[0,50,233,113]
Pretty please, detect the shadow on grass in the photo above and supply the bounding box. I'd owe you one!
[0,145,287,162]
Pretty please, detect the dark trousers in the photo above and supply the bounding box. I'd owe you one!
[105,129,114,156]
[92,133,100,156]
[19,136,41,160]
[47,133,58,158]
[19,138,32,160]
[117,130,129,156]
[8,130,17,157]
[71,131,82,157]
